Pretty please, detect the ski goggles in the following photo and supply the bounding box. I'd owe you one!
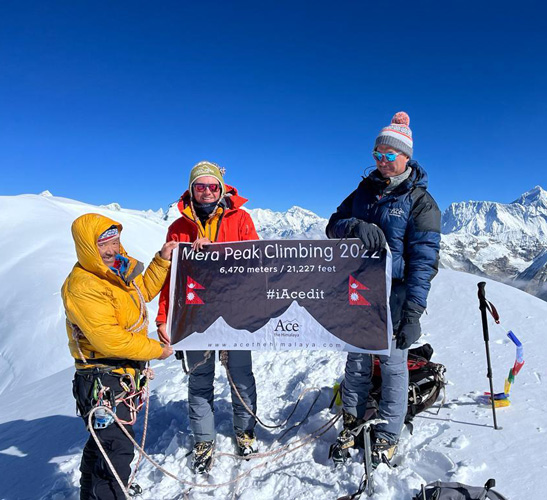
[193,183,221,193]
[372,150,405,162]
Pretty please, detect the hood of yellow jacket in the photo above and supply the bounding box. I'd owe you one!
[71,213,135,280]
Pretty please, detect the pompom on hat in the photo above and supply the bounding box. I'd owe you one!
[188,161,226,197]
[374,111,413,158]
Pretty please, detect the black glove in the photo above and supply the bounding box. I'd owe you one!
[396,302,425,350]
[350,221,386,252]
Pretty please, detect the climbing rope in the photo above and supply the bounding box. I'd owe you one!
[219,350,322,431]
[88,403,341,499]
[87,351,337,498]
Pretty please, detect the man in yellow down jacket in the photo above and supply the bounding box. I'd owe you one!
[62,213,176,500]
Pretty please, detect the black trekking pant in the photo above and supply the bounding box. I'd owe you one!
[73,372,135,500]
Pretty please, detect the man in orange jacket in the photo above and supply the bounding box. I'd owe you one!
[62,213,176,499]
[156,161,259,474]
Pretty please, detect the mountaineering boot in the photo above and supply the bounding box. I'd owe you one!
[235,430,259,458]
[128,483,143,497]
[329,411,363,466]
[371,438,397,469]
[192,440,215,474]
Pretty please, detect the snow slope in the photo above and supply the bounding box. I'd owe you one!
[0,193,546,499]
[440,186,547,296]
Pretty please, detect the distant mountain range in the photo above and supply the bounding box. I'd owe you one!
[162,199,329,240]
[441,186,547,300]
[159,187,547,301]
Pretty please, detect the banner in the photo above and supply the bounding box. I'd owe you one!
[167,239,392,353]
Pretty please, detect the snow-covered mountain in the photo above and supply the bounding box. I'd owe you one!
[247,206,327,240]
[163,199,328,240]
[442,186,547,237]
[440,186,547,298]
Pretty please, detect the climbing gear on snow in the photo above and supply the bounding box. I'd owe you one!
[337,418,388,499]
[371,438,397,469]
[85,347,335,497]
[477,282,501,430]
[475,289,525,410]
[329,411,365,465]
[192,440,215,474]
[88,397,342,499]
[235,430,259,458]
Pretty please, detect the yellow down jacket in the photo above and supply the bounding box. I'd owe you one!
[62,213,170,372]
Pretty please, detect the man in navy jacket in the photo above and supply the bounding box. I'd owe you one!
[326,112,440,467]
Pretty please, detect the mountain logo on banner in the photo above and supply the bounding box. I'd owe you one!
[186,276,205,305]
[348,275,371,306]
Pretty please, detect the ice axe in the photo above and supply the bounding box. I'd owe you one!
[337,418,388,499]
[477,282,501,430]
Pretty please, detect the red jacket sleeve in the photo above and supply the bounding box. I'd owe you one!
[240,211,259,240]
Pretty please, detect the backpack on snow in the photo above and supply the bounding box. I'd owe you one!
[413,479,509,500]
[370,343,447,424]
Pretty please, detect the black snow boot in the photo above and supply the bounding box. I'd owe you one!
[329,411,364,466]
[235,430,259,458]
[371,438,397,469]
[192,440,215,474]
[128,483,143,497]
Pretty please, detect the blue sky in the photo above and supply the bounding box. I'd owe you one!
[1,1,546,218]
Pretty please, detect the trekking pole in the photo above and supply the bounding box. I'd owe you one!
[477,282,500,430]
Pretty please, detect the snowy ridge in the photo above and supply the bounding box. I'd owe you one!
[163,200,329,240]
[442,185,547,238]
[246,206,327,240]
[440,186,547,298]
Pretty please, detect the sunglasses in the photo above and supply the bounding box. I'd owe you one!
[372,150,405,162]
[194,183,221,193]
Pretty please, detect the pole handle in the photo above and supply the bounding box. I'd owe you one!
[477,281,487,304]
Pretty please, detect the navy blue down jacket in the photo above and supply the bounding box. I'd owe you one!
[326,160,440,310]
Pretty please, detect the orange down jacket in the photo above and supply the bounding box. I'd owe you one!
[155,185,259,324]
[62,213,170,372]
